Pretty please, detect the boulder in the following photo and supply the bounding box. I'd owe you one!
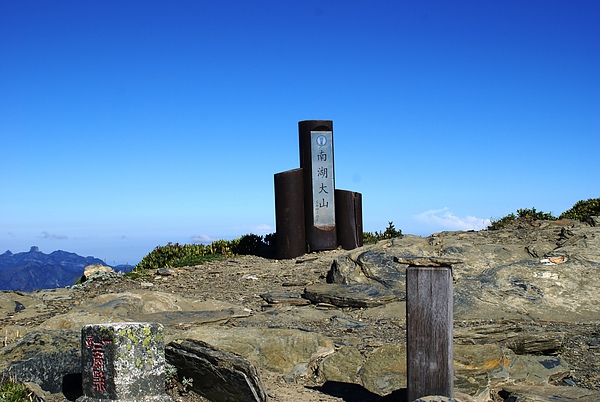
[82,263,114,281]
[166,338,267,402]
[318,346,363,383]
[359,343,407,395]
[328,246,408,290]
[0,330,81,396]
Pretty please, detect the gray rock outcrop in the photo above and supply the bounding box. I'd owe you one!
[0,330,81,396]
[1,219,600,401]
[166,338,267,402]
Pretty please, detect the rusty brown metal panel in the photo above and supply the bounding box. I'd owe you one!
[335,189,363,250]
[298,120,337,251]
[274,168,306,259]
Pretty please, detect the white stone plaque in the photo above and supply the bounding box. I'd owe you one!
[310,131,335,228]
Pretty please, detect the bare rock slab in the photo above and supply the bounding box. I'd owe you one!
[166,338,267,402]
[492,382,600,401]
[260,291,311,306]
[359,343,407,395]
[177,326,335,375]
[505,355,569,385]
[303,283,404,308]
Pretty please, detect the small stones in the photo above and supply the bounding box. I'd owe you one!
[156,268,176,276]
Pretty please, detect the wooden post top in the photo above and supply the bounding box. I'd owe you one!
[394,256,463,267]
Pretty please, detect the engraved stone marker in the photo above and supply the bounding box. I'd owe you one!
[311,130,335,228]
[299,120,337,250]
[78,322,171,402]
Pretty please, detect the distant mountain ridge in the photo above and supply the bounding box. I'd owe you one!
[0,246,109,291]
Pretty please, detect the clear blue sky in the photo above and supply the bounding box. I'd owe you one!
[1,1,598,265]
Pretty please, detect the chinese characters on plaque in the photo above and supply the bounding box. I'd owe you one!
[311,131,335,227]
[84,334,112,394]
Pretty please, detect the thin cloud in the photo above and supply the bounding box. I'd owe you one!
[191,234,213,244]
[415,208,491,231]
[39,231,68,240]
[235,224,274,235]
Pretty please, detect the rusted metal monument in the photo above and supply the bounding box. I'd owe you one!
[275,120,363,259]
[275,122,455,400]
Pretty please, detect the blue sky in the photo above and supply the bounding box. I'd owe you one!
[1,1,598,265]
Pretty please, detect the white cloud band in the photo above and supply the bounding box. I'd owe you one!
[415,208,490,231]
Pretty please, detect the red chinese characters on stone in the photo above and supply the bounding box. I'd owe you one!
[85,334,112,392]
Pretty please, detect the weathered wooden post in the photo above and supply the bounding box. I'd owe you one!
[274,168,306,259]
[298,120,337,251]
[78,322,170,402]
[335,189,363,250]
[400,257,460,401]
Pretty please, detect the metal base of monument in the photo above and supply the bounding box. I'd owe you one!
[77,322,171,402]
[335,189,363,250]
[274,168,306,259]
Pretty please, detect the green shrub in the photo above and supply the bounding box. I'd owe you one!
[0,379,32,402]
[264,232,276,248]
[515,208,557,221]
[131,242,224,275]
[363,221,403,244]
[231,234,265,255]
[133,242,187,272]
[131,233,276,275]
[488,208,557,230]
[559,198,600,221]
[487,212,517,230]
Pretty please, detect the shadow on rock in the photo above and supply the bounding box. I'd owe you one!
[308,381,407,401]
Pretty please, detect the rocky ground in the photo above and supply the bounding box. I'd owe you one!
[2,219,600,401]
[3,250,395,402]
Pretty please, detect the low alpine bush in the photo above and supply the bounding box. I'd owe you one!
[559,198,600,221]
